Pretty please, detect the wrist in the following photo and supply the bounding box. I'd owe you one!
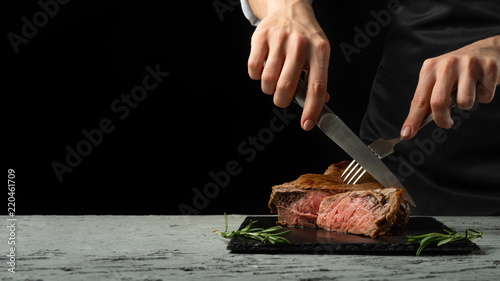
[473,35,500,50]
[267,0,313,17]
[488,35,500,50]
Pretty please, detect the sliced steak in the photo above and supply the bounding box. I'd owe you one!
[269,161,383,227]
[316,188,410,238]
[268,161,410,237]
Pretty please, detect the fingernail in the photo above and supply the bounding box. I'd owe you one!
[401,126,411,138]
[303,119,315,131]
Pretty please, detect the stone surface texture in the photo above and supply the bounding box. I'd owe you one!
[1,215,499,280]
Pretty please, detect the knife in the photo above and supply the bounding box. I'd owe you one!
[294,79,416,207]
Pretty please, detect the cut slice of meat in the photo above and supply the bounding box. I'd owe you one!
[268,161,411,237]
[268,161,383,227]
[316,188,410,238]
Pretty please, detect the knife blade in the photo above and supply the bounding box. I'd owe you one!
[294,79,416,207]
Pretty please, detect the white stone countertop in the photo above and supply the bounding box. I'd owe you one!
[1,215,499,280]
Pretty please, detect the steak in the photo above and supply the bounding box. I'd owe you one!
[269,161,383,227]
[268,161,410,237]
[316,188,410,238]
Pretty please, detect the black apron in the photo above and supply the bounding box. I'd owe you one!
[360,0,500,215]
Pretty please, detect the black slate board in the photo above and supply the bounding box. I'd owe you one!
[227,216,480,255]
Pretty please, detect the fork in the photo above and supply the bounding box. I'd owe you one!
[341,96,457,185]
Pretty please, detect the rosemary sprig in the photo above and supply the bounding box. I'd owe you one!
[407,227,483,256]
[215,213,292,245]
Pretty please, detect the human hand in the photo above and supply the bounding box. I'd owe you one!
[247,0,330,131]
[401,35,500,139]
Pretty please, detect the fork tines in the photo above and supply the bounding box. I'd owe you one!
[341,161,367,185]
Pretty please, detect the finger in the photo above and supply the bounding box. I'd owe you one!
[302,57,330,103]
[301,53,329,131]
[261,45,285,95]
[261,28,292,96]
[324,92,331,103]
[456,71,476,110]
[401,72,435,139]
[476,60,499,103]
[273,37,308,108]
[248,33,268,81]
[429,75,455,129]
[273,58,303,108]
[476,83,496,103]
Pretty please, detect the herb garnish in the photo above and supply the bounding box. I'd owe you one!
[215,213,292,245]
[406,228,483,256]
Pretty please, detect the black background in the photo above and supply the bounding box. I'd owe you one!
[5,1,389,215]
